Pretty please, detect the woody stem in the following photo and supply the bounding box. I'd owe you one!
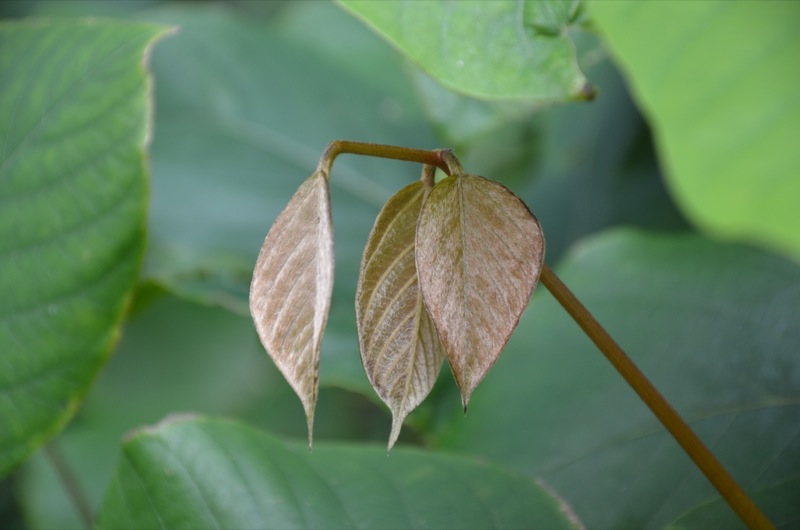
[317,140,453,176]
[539,264,773,530]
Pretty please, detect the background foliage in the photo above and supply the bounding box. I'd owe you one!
[0,1,798,529]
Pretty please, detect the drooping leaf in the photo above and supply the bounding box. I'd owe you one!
[432,229,800,528]
[416,173,545,408]
[250,170,334,447]
[122,1,443,397]
[0,18,172,476]
[139,2,440,316]
[589,1,800,261]
[337,0,591,102]
[95,415,577,530]
[356,175,445,450]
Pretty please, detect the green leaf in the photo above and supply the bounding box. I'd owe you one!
[337,0,591,101]
[19,291,401,530]
[431,230,800,528]
[16,292,271,530]
[667,478,800,530]
[95,415,577,530]
[588,1,800,261]
[0,18,172,476]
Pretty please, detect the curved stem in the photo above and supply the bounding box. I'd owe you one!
[539,264,773,530]
[421,164,437,190]
[317,140,452,176]
[439,148,465,176]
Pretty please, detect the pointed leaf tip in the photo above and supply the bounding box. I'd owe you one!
[416,173,544,405]
[387,415,403,453]
[306,410,315,452]
[249,171,333,446]
[356,180,445,450]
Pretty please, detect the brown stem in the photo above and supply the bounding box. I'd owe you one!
[439,148,465,176]
[317,140,452,176]
[539,264,773,530]
[313,140,770,527]
[45,442,93,528]
[421,164,437,190]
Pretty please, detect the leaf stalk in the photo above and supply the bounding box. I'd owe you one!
[317,140,453,176]
[539,265,773,530]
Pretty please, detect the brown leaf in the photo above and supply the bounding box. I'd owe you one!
[249,170,333,448]
[415,173,544,409]
[356,177,444,450]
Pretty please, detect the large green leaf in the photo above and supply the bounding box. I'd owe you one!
[668,477,800,530]
[95,416,576,530]
[589,2,800,261]
[338,0,591,101]
[18,292,396,530]
[431,230,800,528]
[10,5,441,524]
[0,18,172,476]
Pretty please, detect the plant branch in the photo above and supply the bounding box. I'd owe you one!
[317,140,452,176]
[45,442,93,528]
[539,264,773,530]
[312,140,771,528]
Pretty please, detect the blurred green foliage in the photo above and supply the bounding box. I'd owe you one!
[591,2,800,262]
[0,1,797,529]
